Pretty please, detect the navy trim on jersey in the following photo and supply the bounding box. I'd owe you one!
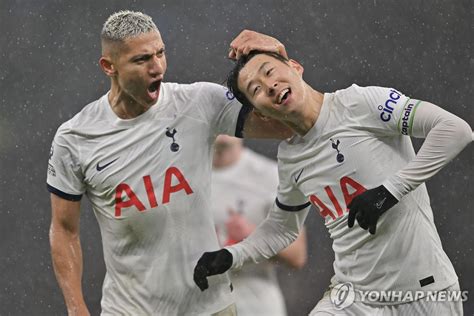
[235,105,252,138]
[47,184,82,201]
[275,198,310,212]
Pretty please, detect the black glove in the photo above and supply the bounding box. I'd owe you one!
[347,185,398,235]
[193,249,233,291]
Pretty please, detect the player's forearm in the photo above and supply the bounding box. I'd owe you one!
[275,229,307,269]
[50,225,89,315]
[383,102,472,200]
[225,204,309,269]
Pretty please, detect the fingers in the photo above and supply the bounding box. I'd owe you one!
[369,224,377,235]
[228,29,287,60]
[193,263,209,291]
[228,47,236,60]
[347,205,357,228]
[355,212,368,230]
[228,45,251,60]
[193,250,233,291]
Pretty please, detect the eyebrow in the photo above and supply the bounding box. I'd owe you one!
[130,46,165,62]
[245,61,270,94]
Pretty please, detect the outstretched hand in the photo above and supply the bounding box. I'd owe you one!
[228,29,288,60]
[193,249,233,291]
[347,185,398,235]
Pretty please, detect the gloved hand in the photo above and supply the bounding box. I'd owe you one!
[347,185,398,235]
[193,249,233,291]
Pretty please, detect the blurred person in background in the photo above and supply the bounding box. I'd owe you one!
[211,135,307,316]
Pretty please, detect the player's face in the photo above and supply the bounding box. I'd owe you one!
[238,54,305,121]
[113,31,167,106]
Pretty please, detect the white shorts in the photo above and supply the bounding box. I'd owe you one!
[309,282,463,316]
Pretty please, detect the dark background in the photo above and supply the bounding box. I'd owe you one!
[0,0,472,315]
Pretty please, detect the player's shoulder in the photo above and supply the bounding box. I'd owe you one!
[163,81,234,117]
[334,84,405,106]
[164,81,229,98]
[53,95,106,141]
[332,84,369,105]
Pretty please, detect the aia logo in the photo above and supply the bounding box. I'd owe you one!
[114,167,193,217]
[330,138,344,163]
[310,176,366,221]
[165,127,180,152]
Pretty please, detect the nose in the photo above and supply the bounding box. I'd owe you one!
[265,81,278,96]
[149,55,164,77]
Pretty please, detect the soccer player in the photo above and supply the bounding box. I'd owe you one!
[193,46,472,314]
[47,13,289,316]
[211,135,307,316]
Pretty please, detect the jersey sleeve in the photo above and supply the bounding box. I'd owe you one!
[225,201,310,269]
[382,101,472,200]
[341,85,421,136]
[276,161,310,212]
[46,124,85,201]
[342,85,472,200]
[194,82,247,138]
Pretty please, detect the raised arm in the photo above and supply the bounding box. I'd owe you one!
[228,29,288,60]
[49,194,89,316]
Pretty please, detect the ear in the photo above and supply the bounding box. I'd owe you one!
[99,56,116,77]
[288,59,304,76]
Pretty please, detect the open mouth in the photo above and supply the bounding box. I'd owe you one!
[147,80,161,100]
[277,88,291,104]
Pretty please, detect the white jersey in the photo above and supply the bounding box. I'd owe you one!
[276,85,458,299]
[47,82,245,315]
[211,149,286,316]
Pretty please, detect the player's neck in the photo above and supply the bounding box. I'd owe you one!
[285,86,324,136]
[108,84,151,119]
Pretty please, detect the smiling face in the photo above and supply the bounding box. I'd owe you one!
[101,30,167,108]
[237,54,305,121]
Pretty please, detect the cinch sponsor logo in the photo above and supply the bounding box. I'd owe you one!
[400,102,415,135]
[379,89,401,122]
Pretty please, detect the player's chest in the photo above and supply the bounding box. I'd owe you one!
[81,116,212,202]
[290,133,390,222]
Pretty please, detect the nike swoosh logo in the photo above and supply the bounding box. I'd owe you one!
[96,157,119,171]
[294,168,304,183]
[375,197,387,209]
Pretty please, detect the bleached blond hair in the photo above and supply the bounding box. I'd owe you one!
[101,10,158,41]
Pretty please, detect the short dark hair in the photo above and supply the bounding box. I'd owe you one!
[227,51,289,110]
